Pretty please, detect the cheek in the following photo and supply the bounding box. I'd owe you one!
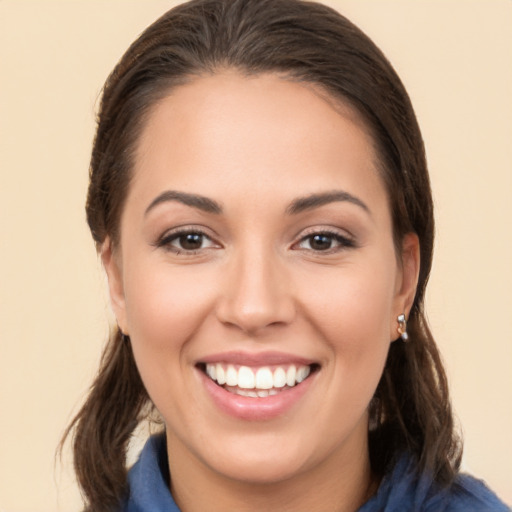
[121,259,219,408]
[123,261,215,348]
[300,258,396,397]
[302,260,397,347]
[121,260,222,424]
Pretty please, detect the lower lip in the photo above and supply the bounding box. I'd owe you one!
[198,369,316,421]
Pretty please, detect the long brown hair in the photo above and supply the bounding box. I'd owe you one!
[63,0,461,509]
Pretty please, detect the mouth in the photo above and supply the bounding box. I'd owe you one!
[197,362,319,398]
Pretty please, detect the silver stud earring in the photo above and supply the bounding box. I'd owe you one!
[397,314,409,342]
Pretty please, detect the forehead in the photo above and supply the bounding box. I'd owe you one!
[130,71,387,215]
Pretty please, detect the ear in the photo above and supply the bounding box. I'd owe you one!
[391,232,420,339]
[101,237,129,335]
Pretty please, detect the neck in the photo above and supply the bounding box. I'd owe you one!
[166,431,376,512]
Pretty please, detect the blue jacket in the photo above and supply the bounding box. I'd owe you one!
[123,434,510,511]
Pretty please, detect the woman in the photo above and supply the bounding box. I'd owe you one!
[63,0,509,510]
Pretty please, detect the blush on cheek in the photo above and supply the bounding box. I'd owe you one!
[124,265,215,345]
[312,289,392,348]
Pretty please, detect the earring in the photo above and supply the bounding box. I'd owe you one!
[397,314,409,342]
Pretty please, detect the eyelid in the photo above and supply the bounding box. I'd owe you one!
[291,226,356,252]
[154,225,222,253]
[293,225,354,242]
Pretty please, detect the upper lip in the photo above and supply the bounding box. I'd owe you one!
[198,351,317,367]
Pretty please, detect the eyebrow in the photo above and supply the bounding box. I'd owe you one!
[144,190,223,216]
[286,190,370,215]
[144,189,369,217]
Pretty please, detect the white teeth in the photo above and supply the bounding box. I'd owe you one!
[216,365,226,385]
[255,367,273,389]
[229,388,268,398]
[238,366,255,389]
[204,362,313,393]
[273,367,287,388]
[226,365,237,386]
[286,365,296,386]
[206,364,216,380]
[296,366,311,383]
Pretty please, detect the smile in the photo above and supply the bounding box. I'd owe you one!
[203,363,315,398]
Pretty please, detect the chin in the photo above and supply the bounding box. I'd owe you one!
[196,432,319,485]
[212,455,309,485]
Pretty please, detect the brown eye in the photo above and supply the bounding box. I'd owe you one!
[295,231,355,252]
[309,234,334,251]
[158,230,217,253]
[178,233,204,250]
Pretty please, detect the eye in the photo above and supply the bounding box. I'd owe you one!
[157,229,218,254]
[295,231,355,252]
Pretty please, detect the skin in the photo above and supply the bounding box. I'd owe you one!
[103,71,420,512]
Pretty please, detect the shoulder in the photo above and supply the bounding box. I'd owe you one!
[359,453,510,512]
[438,473,511,512]
[121,433,181,512]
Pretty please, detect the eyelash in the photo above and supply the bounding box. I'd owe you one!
[156,228,218,255]
[155,228,356,255]
[293,229,356,253]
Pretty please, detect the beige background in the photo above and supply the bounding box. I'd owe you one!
[0,1,511,510]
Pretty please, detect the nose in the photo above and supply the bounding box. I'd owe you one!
[215,247,296,335]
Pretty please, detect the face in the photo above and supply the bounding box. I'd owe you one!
[104,72,419,487]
